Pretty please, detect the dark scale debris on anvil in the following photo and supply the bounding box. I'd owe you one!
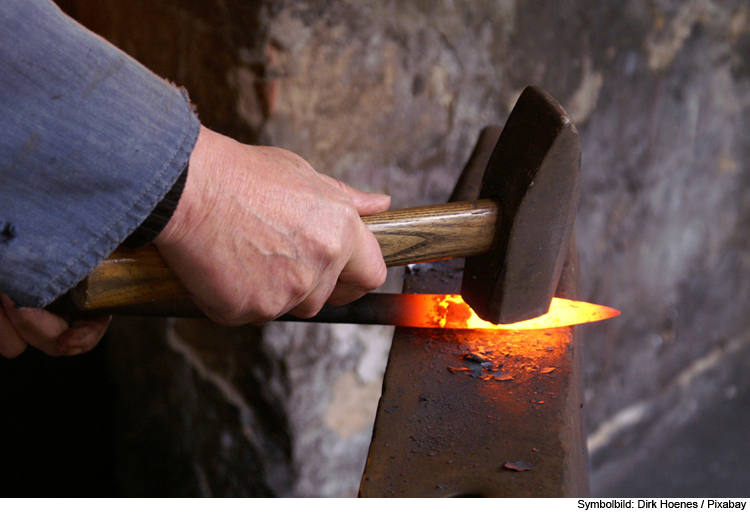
[440,336,564,384]
[504,461,535,472]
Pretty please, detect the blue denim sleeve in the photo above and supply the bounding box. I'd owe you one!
[0,0,201,307]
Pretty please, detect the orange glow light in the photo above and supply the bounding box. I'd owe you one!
[412,294,619,330]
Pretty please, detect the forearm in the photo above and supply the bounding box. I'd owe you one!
[0,0,199,307]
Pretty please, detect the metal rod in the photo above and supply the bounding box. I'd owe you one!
[73,293,616,330]
[83,294,419,325]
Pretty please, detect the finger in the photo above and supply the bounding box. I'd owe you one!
[1,293,69,356]
[191,296,260,327]
[326,280,373,308]
[286,277,339,319]
[0,298,27,358]
[326,223,387,306]
[349,188,391,216]
[285,248,351,319]
[320,175,391,216]
[54,315,112,356]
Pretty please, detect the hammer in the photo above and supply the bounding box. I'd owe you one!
[64,86,580,325]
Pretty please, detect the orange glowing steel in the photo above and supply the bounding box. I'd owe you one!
[417,295,619,330]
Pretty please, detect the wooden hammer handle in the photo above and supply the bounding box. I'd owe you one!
[71,199,498,310]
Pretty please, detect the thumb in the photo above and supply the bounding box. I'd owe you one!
[322,175,391,216]
[348,187,391,216]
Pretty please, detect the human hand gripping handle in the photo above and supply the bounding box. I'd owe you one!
[152,126,390,326]
[0,126,389,357]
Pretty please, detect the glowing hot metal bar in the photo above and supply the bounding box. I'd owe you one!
[370,294,619,330]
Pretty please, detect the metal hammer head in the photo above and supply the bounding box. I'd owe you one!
[461,86,581,324]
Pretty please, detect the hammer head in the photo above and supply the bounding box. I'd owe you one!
[461,86,581,324]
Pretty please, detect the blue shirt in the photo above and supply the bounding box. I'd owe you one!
[0,0,200,307]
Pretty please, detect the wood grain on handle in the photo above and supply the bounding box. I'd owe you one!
[70,244,189,311]
[362,199,497,266]
[72,199,499,310]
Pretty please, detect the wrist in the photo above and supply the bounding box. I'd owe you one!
[154,125,213,248]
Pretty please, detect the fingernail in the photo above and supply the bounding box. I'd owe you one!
[373,193,391,205]
[60,347,84,356]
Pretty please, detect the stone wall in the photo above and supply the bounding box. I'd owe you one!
[60,0,750,496]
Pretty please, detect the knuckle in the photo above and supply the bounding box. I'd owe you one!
[370,262,388,289]
[320,237,342,264]
[256,302,284,324]
[292,298,325,319]
[340,200,360,224]
[289,269,315,299]
[216,304,245,324]
[327,202,359,254]
[209,294,254,326]
[331,178,347,192]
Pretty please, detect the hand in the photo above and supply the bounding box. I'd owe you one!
[0,293,111,359]
[154,126,390,325]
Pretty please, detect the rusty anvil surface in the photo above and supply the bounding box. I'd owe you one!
[359,255,587,497]
[359,125,588,498]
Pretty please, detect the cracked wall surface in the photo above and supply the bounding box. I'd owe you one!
[58,0,750,496]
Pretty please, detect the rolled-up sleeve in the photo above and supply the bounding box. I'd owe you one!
[0,0,200,307]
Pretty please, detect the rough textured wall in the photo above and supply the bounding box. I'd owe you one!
[62,0,750,496]
[571,1,750,494]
